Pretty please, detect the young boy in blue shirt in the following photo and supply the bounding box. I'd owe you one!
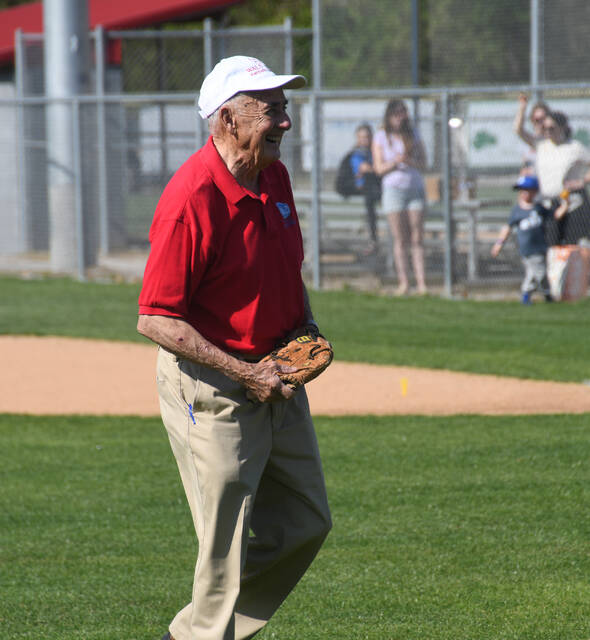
[349,124,381,255]
[491,174,568,304]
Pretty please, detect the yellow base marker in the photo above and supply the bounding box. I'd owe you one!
[400,377,408,397]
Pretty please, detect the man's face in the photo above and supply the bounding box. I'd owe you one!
[232,88,292,170]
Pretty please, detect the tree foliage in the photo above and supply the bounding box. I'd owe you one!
[228,0,530,88]
[0,0,32,8]
[320,0,531,88]
[4,0,589,87]
[226,0,311,28]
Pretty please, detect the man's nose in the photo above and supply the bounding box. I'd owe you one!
[279,112,292,130]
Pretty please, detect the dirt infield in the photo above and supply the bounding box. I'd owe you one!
[3,335,590,416]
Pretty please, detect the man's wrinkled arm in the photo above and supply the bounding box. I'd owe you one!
[137,314,294,402]
[138,314,239,372]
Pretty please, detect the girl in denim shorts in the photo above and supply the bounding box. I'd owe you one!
[373,99,428,295]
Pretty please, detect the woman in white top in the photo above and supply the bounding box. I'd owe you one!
[372,99,427,295]
[536,110,590,245]
[513,93,550,170]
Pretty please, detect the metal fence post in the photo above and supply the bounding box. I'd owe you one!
[44,0,90,275]
[441,92,454,296]
[95,25,109,255]
[284,16,293,74]
[310,0,322,290]
[282,17,297,181]
[530,0,541,101]
[14,28,28,252]
[310,92,322,291]
[72,98,85,281]
[204,18,213,74]
[411,0,421,125]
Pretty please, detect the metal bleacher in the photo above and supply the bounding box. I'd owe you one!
[294,174,517,284]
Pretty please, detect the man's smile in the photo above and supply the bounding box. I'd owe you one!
[266,134,282,145]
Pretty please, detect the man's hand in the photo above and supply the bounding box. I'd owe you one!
[258,329,333,391]
[242,360,298,403]
[137,315,295,403]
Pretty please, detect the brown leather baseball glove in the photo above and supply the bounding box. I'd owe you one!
[260,328,334,389]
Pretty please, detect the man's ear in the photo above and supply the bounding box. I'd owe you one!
[219,106,237,135]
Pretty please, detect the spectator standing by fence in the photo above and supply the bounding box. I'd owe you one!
[536,110,590,245]
[372,99,428,295]
[513,93,551,171]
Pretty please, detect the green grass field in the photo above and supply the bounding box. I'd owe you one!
[2,414,589,640]
[1,275,590,381]
[1,275,589,639]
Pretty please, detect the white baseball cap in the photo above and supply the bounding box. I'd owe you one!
[197,55,306,119]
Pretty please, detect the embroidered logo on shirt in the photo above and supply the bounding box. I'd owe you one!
[276,202,295,228]
[276,202,291,219]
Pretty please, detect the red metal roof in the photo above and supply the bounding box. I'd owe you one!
[0,0,243,67]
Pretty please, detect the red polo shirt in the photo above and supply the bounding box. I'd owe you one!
[138,136,305,355]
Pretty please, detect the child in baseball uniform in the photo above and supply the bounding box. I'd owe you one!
[491,174,568,304]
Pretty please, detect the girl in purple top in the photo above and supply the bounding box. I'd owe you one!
[372,99,428,295]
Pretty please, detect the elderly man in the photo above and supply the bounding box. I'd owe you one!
[137,56,332,640]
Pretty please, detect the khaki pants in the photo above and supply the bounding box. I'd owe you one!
[156,347,332,640]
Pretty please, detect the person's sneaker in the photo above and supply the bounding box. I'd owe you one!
[161,633,174,640]
[521,292,532,305]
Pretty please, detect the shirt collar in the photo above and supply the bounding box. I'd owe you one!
[202,136,271,205]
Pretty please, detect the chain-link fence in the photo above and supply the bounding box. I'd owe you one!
[319,0,590,89]
[295,85,590,294]
[2,2,590,297]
